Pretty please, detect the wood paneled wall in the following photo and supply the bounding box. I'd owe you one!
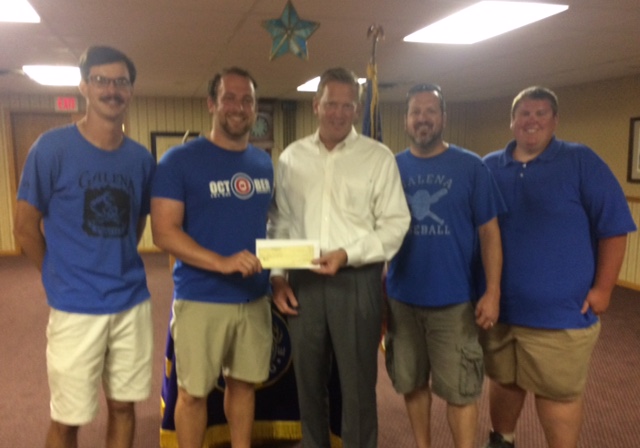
[126,97,212,250]
[1,79,639,289]
[0,104,16,253]
[620,197,640,289]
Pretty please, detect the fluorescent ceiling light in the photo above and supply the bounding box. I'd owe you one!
[0,0,40,23]
[23,65,81,86]
[297,77,321,92]
[297,76,367,92]
[404,1,568,44]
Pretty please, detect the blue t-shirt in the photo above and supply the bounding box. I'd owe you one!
[17,124,155,314]
[152,137,273,304]
[386,146,505,307]
[484,138,636,329]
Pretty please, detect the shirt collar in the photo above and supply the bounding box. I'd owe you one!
[501,136,560,166]
[312,127,358,152]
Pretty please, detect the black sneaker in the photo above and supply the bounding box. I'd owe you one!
[484,431,515,448]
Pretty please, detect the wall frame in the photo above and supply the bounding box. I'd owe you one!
[250,100,275,152]
[628,117,640,183]
[151,131,200,161]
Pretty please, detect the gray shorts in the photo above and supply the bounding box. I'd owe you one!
[384,299,483,405]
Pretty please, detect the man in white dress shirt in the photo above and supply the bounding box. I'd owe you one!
[269,67,411,448]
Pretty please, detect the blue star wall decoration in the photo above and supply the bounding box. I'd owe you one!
[262,1,320,61]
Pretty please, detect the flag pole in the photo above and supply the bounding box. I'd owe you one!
[367,24,384,65]
[364,24,384,142]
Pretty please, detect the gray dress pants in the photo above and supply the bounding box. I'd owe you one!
[288,263,384,448]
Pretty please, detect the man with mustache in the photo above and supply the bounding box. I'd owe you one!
[14,46,155,448]
[151,67,273,448]
[384,84,504,448]
[269,67,410,448]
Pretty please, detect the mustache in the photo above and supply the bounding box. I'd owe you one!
[414,123,433,132]
[99,94,125,104]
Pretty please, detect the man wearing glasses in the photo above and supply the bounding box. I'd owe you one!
[384,84,504,448]
[14,46,154,448]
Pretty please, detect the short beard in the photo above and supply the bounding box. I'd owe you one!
[220,115,253,139]
[410,130,442,152]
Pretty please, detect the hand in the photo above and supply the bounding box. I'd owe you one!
[475,292,500,330]
[219,250,262,277]
[271,276,299,316]
[581,288,612,315]
[310,249,348,276]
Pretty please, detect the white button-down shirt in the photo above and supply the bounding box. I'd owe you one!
[269,128,410,270]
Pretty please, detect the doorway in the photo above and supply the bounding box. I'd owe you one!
[11,112,81,183]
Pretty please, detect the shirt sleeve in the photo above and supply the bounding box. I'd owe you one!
[267,154,292,277]
[579,148,636,237]
[471,160,507,228]
[342,151,411,266]
[151,147,185,202]
[17,135,57,214]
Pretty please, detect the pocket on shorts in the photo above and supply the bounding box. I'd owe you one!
[459,343,484,397]
[383,333,395,379]
[384,332,410,393]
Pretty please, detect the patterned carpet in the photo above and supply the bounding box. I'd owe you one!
[1,252,638,447]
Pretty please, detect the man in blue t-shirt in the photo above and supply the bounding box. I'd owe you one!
[385,84,505,448]
[14,46,155,448]
[151,67,273,448]
[481,86,637,448]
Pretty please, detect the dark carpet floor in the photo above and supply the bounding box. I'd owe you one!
[1,252,639,447]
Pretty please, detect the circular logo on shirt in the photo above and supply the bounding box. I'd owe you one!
[231,173,255,200]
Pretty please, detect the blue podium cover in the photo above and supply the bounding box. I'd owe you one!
[159,306,343,447]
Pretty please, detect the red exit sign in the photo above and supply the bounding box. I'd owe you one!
[55,96,78,112]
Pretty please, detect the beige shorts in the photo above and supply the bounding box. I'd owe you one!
[170,296,272,397]
[46,300,153,425]
[480,321,601,400]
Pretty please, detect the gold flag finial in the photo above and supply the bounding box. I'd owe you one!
[367,24,385,64]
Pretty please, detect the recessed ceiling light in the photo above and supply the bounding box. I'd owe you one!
[297,76,367,92]
[0,0,40,23]
[23,65,81,86]
[404,1,569,45]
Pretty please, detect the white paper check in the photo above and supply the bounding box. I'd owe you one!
[256,239,320,269]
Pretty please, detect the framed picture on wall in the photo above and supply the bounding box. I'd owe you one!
[250,100,275,152]
[628,117,640,183]
[151,131,200,161]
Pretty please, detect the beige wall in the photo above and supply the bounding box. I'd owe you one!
[0,103,15,253]
[381,75,640,287]
[447,75,640,199]
[620,198,640,288]
[1,75,639,287]
[127,97,212,250]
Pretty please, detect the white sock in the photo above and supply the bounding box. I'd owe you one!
[500,432,515,443]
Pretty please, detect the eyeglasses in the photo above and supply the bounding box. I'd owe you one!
[88,75,132,89]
